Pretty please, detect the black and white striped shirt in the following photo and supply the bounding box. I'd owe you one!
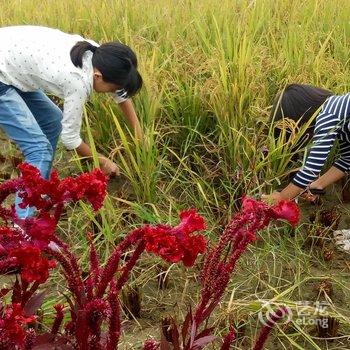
[292,93,350,188]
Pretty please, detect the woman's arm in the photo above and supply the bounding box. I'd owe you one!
[262,183,303,203]
[118,99,143,140]
[264,151,347,204]
[310,166,345,189]
[75,99,143,176]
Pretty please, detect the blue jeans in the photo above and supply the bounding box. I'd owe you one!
[0,82,62,218]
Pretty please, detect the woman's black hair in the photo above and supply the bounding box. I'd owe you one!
[70,41,142,97]
[270,83,333,125]
[270,83,333,142]
[270,84,333,167]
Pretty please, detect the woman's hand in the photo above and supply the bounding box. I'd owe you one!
[262,183,303,204]
[261,191,284,205]
[309,180,324,191]
[75,142,120,177]
[98,156,120,177]
[299,190,319,203]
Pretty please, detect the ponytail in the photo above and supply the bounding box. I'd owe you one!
[70,41,98,68]
[91,42,142,98]
[124,64,143,97]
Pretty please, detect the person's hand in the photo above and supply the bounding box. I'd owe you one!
[299,191,319,203]
[98,156,120,177]
[299,182,324,203]
[261,191,284,205]
[309,180,324,192]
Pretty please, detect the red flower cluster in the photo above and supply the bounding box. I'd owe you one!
[17,163,108,212]
[85,298,111,331]
[51,304,64,335]
[269,200,300,227]
[0,224,56,283]
[189,196,300,349]
[0,161,302,350]
[221,327,236,350]
[241,196,300,227]
[0,303,35,347]
[0,163,113,349]
[0,163,109,285]
[23,213,57,246]
[143,339,159,350]
[144,209,207,266]
[241,196,268,214]
[10,246,56,283]
[0,226,19,255]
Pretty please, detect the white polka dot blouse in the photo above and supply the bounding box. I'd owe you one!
[0,25,127,150]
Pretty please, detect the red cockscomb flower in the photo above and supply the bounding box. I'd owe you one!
[59,169,108,210]
[270,200,300,227]
[10,246,56,283]
[241,196,268,214]
[174,209,206,235]
[16,163,108,212]
[144,225,184,263]
[182,234,207,267]
[144,210,207,266]
[24,213,56,245]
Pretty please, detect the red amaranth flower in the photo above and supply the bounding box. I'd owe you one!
[10,246,56,283]
[185,197,301,349]
[51,304,64,335]
[253,306,291,350]
[106,280,120,350]
[270,200,300,227]
[221,327,236,350]
[85,299,111,330]
[143,339,159,350]
[24,328,36,349]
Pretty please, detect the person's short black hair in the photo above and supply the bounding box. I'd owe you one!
[70,41,142,97]
[269,83,333,150]
[270,83,333,125]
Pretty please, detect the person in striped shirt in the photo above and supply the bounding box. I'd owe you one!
[263,84,350,202]
[263,84,350,249]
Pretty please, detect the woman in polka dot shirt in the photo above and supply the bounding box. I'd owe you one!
[0,25,143,218]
